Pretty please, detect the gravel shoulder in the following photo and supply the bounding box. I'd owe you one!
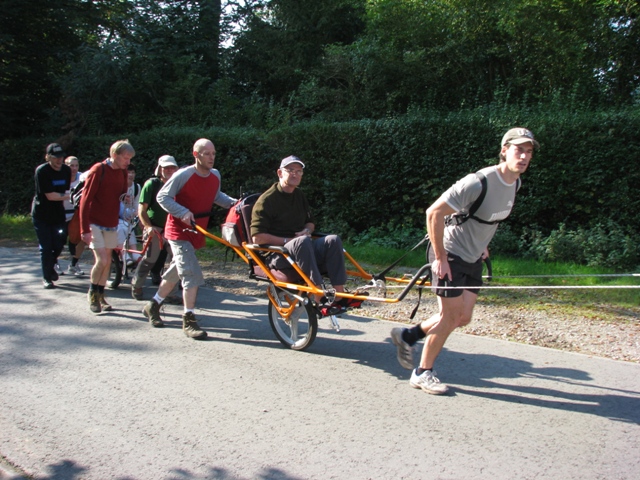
[202,254,640,364]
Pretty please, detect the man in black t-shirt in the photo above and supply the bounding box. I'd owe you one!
[31,143,72,289]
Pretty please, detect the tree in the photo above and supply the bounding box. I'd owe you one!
[0,0,100,139]
[229,0,366,101]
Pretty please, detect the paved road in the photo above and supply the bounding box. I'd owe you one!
[1,247,639,480]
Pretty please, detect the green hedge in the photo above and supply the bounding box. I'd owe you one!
[3,107,639,243]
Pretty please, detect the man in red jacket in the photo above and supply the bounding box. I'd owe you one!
[79,139,134,313]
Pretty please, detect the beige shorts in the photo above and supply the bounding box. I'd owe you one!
[163,240,204,289]
[89,224,118,250]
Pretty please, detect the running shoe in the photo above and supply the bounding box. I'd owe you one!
[410,369,449,395]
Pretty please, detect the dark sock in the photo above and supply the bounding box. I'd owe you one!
[416,368,431,375]
[90,283,98,292]
[97,285,105,294]
[71,257,78,267]
[403,325,426,346]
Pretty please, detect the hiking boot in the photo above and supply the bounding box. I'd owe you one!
[88,290,101,314]
[391,327,414,370]
[143,300,164,328]
[182,311,207,339]
[132,287,144,301]
[151,272,162,285]
[410,369,449,395]
[99,292,113,311]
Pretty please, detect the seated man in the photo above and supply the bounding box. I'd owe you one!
[250,155,358,315]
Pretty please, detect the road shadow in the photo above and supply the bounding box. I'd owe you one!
[5,458,306,480]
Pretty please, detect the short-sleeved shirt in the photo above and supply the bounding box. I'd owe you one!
[31,163,71,225]
[138,177,167,228]
[439,165,520,263]
[251,182,315,238]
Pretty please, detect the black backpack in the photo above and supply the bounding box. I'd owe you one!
[445,171,521,226]
[70,163,106,209]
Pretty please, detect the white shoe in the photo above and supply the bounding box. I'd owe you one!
[67,264,84,276]
[410,369,449,395]
[54,264,65,276]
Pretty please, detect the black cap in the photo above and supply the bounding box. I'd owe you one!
[46,143,65,158]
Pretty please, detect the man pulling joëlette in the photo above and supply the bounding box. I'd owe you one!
[142,138,236,339]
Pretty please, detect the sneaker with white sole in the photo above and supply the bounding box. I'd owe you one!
[54,264,65,276]
[67,264,84,276]
[410,369,449,395]
[391,327,414,369]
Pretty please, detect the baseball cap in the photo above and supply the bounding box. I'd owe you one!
[154,155,178,176]
[501,128,539,149]
[279,155,305,169]
[46,143,65,158]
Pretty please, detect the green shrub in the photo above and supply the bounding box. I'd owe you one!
[522,221,639,270]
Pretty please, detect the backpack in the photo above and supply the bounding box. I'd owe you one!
[221,193,260,246]
[71,162,106,209]
[445,171,521,226]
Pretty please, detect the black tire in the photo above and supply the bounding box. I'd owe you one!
[108,250,123,289]
[483,256,493,281]
[426,240,492,281]
[267,286,318,351]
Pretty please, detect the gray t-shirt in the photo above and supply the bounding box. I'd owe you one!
[438,165,519,263]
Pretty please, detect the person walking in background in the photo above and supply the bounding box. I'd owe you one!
[142,139,236,339]
[79,140,134,313]
[64,156,86,276]
[391,127,538,394]
[131,155,179,300]
[31,143,71,289]
[116,163,141,266]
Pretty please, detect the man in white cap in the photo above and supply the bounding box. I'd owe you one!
[391,127,539,395]
[131,154,179,300]
[250,155,359,316]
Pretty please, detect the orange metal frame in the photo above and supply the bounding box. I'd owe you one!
[194,225,431,308]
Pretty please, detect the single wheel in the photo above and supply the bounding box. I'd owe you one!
[267,286,318,351]
[108,250,123,289]
[425,239,492,281]
[483,256,493,281]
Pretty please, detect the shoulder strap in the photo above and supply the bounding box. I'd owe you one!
[468,171,487,218]
[149,178,163,206]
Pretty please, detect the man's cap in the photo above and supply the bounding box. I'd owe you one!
[155,155,178,176]
[501,128,539,149]
[279,155,305,169]
[46,143,65,158]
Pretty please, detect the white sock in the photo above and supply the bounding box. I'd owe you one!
[153,293,165,304]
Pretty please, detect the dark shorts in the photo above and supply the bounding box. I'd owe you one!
[430,251,483,298]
